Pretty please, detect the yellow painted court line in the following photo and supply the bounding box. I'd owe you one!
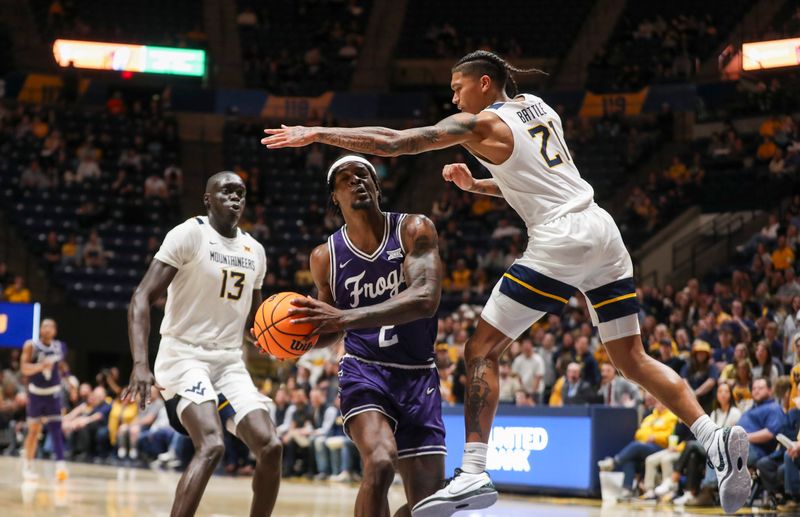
[592,292,637,309]
[503,273,568,304]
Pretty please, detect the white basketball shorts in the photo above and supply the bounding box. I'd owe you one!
[154,336,271,427]
[481,203,640,343]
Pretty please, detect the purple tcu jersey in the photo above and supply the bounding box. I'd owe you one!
[329,212,436,366]
[29,340,65,389]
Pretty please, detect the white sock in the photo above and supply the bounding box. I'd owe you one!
[461,442,488,474]
[690,414,719,451]
[56,460,66,471]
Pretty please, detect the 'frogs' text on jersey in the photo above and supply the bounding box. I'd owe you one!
[473,94,595,228]
[329,212,436,366]
[29,339,65,389]
[154,216,267,349]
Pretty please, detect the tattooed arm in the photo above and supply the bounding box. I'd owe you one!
[288,215,443,333]
[262,113,490,157]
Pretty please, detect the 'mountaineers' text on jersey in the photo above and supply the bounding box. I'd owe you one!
[329,212,436,366]
[474,94,595,228]
[155,216,267,349]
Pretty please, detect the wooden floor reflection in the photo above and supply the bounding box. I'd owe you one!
[0,457,769,516]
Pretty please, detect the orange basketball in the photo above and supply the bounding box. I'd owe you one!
[253,292,320,359]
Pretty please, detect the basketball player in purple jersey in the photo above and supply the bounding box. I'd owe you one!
[20,318,69,481]
[263,51,751,516]
[288,155,445,517]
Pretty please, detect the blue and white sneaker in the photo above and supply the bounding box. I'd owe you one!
[706,425,751,514]
[411,468,497,517]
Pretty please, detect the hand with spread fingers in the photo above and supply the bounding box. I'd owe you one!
[288,296,351,335]
[261,125,316,149]
[121,365,164,410]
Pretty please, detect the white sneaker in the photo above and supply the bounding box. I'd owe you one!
[23,468,38,481]
[673,492,692,506]
[705,425,751,513]
[639,489,656,500]
[118,448,127,459]
[129,448,138,460]
[597,457,615,471]
[411,469,497,517]
[654,479,674,497]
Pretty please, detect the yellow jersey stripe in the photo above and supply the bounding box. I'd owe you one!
[592,292,637,309]
[502,273,569,304]
[218,400,230,411]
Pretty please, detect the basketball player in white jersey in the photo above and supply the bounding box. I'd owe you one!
[123,172,282,517]
[261,50,751,515]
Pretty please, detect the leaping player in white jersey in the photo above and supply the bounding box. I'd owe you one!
[262,50,751,516]
[123,172,282,517]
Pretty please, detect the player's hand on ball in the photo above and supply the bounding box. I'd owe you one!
[122,365,164,410]
[261,125,316,149]
[288,296,350,335]
[442,163,476,191]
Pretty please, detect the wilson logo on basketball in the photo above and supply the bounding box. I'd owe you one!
[289,339,313,352]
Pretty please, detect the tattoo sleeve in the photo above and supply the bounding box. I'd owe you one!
[468,178,504,198]
[315,114,479,157]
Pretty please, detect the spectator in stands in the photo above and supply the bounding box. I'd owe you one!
[448,258,471,292]
[20,160,50,189]
[738,377,788,467]
[597,362,640,407]
[754,377,796,504]
[598,395,678,497]
[43,231,61,266]
[730,359,754,412]
[561,362,597,405]
[60,234,80,266]
[659,338,686,373]
[323,397,358,482]
[772,235,795,272]
[753,341,781,384]
[4,276,31,303]
[144,172,168,200]
[490,218,521,240]
[573,336,600,388]
[680,340,718,412]
[713,325,736,369]
[498,359,522,404]
[309,387,340,480]
[0,262,13,292]
[641,422,692,500]
[515,389,535,407]
[280,388,313,477]
[82,229,107,268]
[63,385,111,462]
[116,387,162,462]
[108,391,139,461]
[75,154,101,183]
[511,337,544,400]
[758,136,778,162]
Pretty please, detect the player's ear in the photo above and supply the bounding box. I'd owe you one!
[203,192,211,210]
[481,74,491,93]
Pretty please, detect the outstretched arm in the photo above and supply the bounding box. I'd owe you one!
[289,215,443,332]
[262,113,488,157]
[123,259,174,408]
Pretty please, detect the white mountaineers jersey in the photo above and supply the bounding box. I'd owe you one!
[154,216,267,349]
[473,94,594,228]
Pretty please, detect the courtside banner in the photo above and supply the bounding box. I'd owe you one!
[443,412,592,491]
[0,303,40,348]
[261,92,335,120]
[579,88,648,118]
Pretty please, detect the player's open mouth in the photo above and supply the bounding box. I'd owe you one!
[228,204,241,212]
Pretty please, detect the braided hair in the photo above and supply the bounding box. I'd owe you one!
[452,50,547,97]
